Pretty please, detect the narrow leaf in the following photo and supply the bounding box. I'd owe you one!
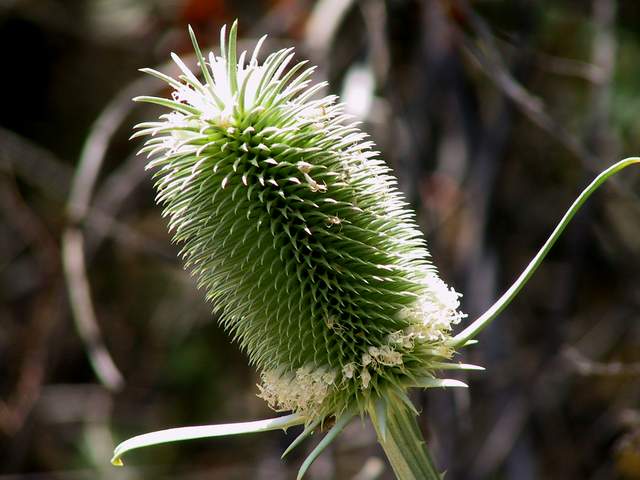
[451,157,640,347]
[374,398,388,442]
[139,68,184,90]
[227,20,239,94]
[429,362,485,371]
[112,413,304,466]
[296,413,355,480]
[393,388,419,415]
[414,378,468,389]
[281,418,321,459]
[187,25,225,109]
[133,96,199,115]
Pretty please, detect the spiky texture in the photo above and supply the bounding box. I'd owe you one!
[134,22,465,420]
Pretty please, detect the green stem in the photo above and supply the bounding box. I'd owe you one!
[450,157,640,347]
[370,395,442,480]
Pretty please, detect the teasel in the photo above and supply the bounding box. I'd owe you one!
[111,21,640,479]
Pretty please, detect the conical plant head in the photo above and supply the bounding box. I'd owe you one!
[132,21,465,421]
[113,21,640,477]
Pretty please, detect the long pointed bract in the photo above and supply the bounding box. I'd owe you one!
[451,157,640,346]
[111,414,304,466]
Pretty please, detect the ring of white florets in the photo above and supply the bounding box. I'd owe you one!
[397,272,466,342]
[342,272,465,392]
[258,272,465,414]
[257,366,337,416]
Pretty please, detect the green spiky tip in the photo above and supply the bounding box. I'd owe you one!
[132,21,466,419]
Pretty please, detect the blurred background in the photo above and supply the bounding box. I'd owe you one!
[1,0,640,478]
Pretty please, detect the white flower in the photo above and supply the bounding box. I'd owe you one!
[257,365,337,415]
[397,272,466,342]
[360,368,372,389]
[342,363,356,379]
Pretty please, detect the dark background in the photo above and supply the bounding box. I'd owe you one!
[1,0,640,478]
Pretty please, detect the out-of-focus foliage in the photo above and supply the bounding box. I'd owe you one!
[1,1,639,479]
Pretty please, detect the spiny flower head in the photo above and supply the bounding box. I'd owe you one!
[133,22,465,421]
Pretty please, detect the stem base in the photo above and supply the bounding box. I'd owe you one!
[370,395,442,480]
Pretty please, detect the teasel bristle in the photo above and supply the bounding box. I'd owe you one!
[133,21,465,420]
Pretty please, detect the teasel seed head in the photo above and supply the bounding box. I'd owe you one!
[133,21,466,421]
[113,21,640,475]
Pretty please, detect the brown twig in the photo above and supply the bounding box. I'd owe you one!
[305,0,355,57]
[86,151,176,262]
[61,54,199,391]
[62,78,155,392]
[61,229,124,391]
[0,126,72,201]
[451,0,601,169]
[586,0,618,162]
[0,174,63,434]
[563,347,640,377]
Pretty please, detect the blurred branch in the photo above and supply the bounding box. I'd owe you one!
[493,37,606,83]
[247,0,312,39]
[61,75,143,392]
[586,0,618,162]
[85,151,145,257]
[305,0,355,56]
[471,394,529,477]
[0,286,63,435]
[87,150,177,262]
[533,52,606,83]
[352,457,385,480]
[65,54,195,224]
[0,132,175,425]
[0,175,62,435]
[62,229,124,391]
[563,347,640,376]
[61,57,192,392]
[0,173,59,275]
[359,0,390,86]
[92,153,146,221]
[0,126,72,201]
[0,127,172,263]
[66,78,157,224]
[451,0,601,169]
[85,208,176,262]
